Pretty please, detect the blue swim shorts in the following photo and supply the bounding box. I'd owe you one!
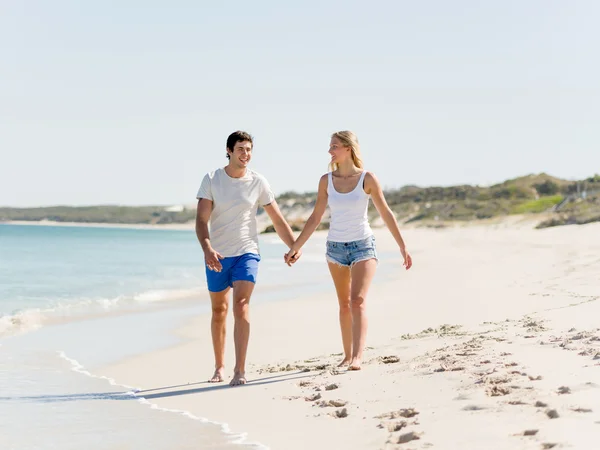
[205,253,261,292]
[325,235,378,267]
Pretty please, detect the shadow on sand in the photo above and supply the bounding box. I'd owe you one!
[0,371,313,403]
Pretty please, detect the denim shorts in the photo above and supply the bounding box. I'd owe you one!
[205,253,260,292]
[326,235,377,267]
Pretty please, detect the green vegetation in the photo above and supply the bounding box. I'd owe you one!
[536,190,600,229]
[376,174,581,223]
[511,195,563,214]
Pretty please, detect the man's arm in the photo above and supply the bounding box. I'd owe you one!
[196,198,224,271]
[263,200,296,249]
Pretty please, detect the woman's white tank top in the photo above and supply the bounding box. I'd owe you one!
[326,171,373,242]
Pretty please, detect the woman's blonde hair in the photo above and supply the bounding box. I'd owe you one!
[329,130,364,172]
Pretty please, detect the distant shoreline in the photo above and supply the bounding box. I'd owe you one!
[1,214,544,232]
[0,220,196,231]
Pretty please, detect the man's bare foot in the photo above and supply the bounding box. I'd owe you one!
[348,358,362,371]
[209,367,225,383]
[338,358,351,367]
[229,371,247,386]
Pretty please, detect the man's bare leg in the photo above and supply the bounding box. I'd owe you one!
[348,259,377,371]
[230,280,255,386]
[209,288,230,382]
[327,262,352,367]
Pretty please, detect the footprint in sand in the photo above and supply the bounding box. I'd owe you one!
[463,405,487,411]
[317,399,348,408]
[395,431,422,444]
[523,429,539,436]
[557,386,571,395]
[535,401,548,408]
[305,393,322,402]
[484,374,512,385]
[487,386,511,397]
[330,408,348,418]
[434,364,465,372]
[315,383,337,392]
[379,355,400,364]
[378,420,408,432]
[508,400,528,405]
[376,408,419,419]
[546,409,559,419]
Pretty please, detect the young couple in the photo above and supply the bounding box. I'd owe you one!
[195,130,412,386]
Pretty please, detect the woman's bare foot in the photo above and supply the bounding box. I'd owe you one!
[337,358,351,367]
[348,358,362,371]
[229,371,247,386]
[209,367,225,383]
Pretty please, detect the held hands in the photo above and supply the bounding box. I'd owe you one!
[284,247,302,267]
[400,247,413,270]
[205,247,224,272]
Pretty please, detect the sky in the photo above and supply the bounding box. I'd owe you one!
[1,0,599,207]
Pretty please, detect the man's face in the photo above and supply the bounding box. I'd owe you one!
[228,140,252,168]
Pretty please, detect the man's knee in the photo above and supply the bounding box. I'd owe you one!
[233,298,249,319]
[212,302,228,320]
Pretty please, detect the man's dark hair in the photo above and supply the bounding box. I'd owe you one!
[226,131,253,160]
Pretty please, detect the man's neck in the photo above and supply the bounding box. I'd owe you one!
[224,164,247,179]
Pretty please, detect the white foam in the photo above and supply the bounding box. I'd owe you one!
[132,286,205,303]
[58,351,269,450]
[0,308,46,336]
[0,285,206,338]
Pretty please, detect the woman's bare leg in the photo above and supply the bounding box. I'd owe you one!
[348,259,377,370]
[327,261,352,366]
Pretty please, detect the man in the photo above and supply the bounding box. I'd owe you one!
[195,131,300,386]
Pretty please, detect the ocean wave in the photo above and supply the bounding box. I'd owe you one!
[0,308,46,337]
[0,286,206,338]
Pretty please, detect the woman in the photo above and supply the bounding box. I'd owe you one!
[284,131,412,371]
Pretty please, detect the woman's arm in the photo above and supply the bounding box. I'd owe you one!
[365,172,413,270]
[284,174,329,263]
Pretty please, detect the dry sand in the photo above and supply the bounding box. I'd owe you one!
[102,222,600,449]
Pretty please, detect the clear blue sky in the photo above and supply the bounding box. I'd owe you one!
[2,1,599,207]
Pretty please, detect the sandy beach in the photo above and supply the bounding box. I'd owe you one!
[101,222,600,450]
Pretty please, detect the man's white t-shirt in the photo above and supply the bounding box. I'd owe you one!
[196,168,275,257]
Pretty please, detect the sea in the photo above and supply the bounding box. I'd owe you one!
[0,224,399,449]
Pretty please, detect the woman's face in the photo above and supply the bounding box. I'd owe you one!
[329,136,350,165]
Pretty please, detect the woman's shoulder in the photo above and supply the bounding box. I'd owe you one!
[317,173,330,192]
[362,171,381,193]
[363,170,377,181]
